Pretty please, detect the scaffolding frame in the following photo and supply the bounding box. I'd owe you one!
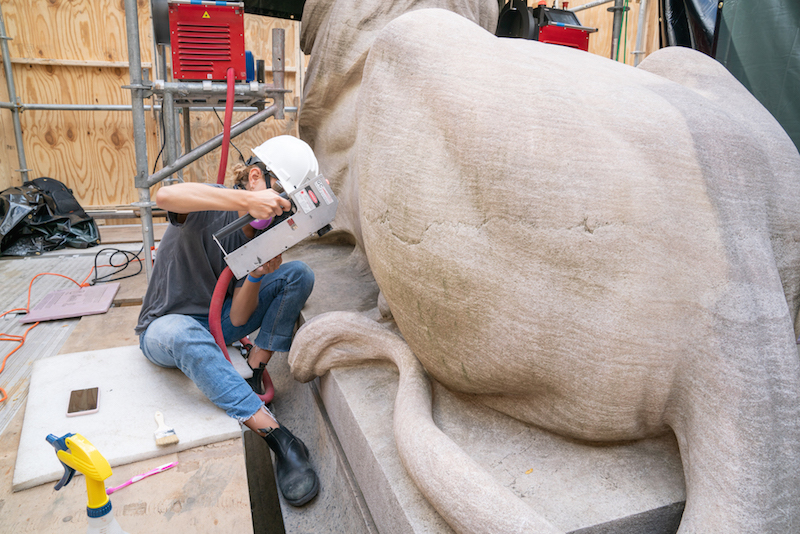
[0,1,289,281]
[0,1,28,182]
[124,0,289,280]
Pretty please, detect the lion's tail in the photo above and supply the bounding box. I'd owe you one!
[289,311,563,534]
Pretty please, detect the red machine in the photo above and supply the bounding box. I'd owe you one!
[496,0,597,52]
[168,0,247,81]
[533,5,595,51]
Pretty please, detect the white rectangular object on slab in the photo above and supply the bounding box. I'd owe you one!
[13,345,241,492]
[20,283,120,324]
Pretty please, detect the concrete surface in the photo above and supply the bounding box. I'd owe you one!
[260,349,377,534]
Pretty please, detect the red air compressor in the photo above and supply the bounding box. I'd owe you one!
[496,0,597,52]
[168,0,248,81]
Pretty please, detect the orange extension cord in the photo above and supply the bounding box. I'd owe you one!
[0,261,141,404]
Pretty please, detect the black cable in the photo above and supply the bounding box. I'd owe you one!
[90,246,145,285]
[153,110,167,174]
[213,107,245,162]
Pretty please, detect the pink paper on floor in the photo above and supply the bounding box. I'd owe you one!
[20,283,120,324]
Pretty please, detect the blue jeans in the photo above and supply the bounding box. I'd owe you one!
[139,261,314,422]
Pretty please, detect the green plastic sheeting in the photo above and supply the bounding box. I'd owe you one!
[715,0,800,152]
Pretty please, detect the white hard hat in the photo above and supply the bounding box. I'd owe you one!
[251,135,319,194]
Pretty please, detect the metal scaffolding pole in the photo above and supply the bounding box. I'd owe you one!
[569,0,615,12]
[123,0,155,279]
[632,0,649,66]
[1,0,289,283]
[0,2,29,182]
[272,28,285,121]
[0,102,296,112]
[183,108,192,153]
[124,0,287,281]
[608,0,630,60]
[147,104,279,187]
[162,90,181,185]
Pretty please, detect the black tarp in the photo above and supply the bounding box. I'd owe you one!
[0,177,100,257]
[660,0,719,54]
[243,0,305,20]
[714,0,800,153]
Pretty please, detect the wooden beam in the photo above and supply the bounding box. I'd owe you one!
[10,57,153,69]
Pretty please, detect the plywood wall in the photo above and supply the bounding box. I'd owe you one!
[0,65,16,193]
[0,0,159,202]
[571,0,660,63]
[0,0,300,207]
[0,0,659,207]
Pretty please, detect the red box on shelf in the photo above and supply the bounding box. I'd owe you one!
[538,24,590,52]
[169,2,247,81]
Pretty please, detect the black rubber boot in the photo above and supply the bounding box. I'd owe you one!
[263,426,319,506]
[246,362,266,395]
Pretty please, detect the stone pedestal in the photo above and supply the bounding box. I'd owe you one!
[281,239,686,533]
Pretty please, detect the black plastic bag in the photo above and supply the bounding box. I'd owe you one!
[0,177,100,256]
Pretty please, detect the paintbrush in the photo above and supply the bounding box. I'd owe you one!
[153,411,179,446]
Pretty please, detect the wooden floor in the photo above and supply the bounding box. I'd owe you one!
[0,230,256,533]
[98,223,169,245]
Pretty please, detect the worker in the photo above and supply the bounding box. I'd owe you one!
[134,135,320,507]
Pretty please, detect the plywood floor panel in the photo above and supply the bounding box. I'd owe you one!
[0,406,252,534]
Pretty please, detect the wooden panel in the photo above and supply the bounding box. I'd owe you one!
[245,14,300,70]
[10,58,153,68]
[16,63,135,106]
[15,64,161,206]
[0,0,159,207]
[0,65,18,192]
[0,0,302,203]
[99,222,168,244]
[571,0,660,65]
[57,306,143,354]
[0,4,19,192]
[1,0,152,64]
[0,408,253,534]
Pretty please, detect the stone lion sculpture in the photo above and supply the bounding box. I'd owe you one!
[290,2,800,532]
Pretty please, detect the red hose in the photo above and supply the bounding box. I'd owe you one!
[209,267,234,363]
[209,267,275,404]
[216,67,236,185]
[208,68,274,404]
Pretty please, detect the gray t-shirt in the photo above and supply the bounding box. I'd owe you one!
[135,202,249,336]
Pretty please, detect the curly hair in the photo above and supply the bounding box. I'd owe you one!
[230,161,265,190]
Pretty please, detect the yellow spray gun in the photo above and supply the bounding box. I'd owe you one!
[47,432,129,534]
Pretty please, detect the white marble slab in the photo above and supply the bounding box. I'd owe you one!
[13,345,241,492]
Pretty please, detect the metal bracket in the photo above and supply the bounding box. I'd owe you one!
[133,170,150,189]
[121,83,153,91]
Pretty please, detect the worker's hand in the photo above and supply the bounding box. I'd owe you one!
[247,189,292,220]
[251,254,283,277]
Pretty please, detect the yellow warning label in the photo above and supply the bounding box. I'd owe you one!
[202,11,210,18]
